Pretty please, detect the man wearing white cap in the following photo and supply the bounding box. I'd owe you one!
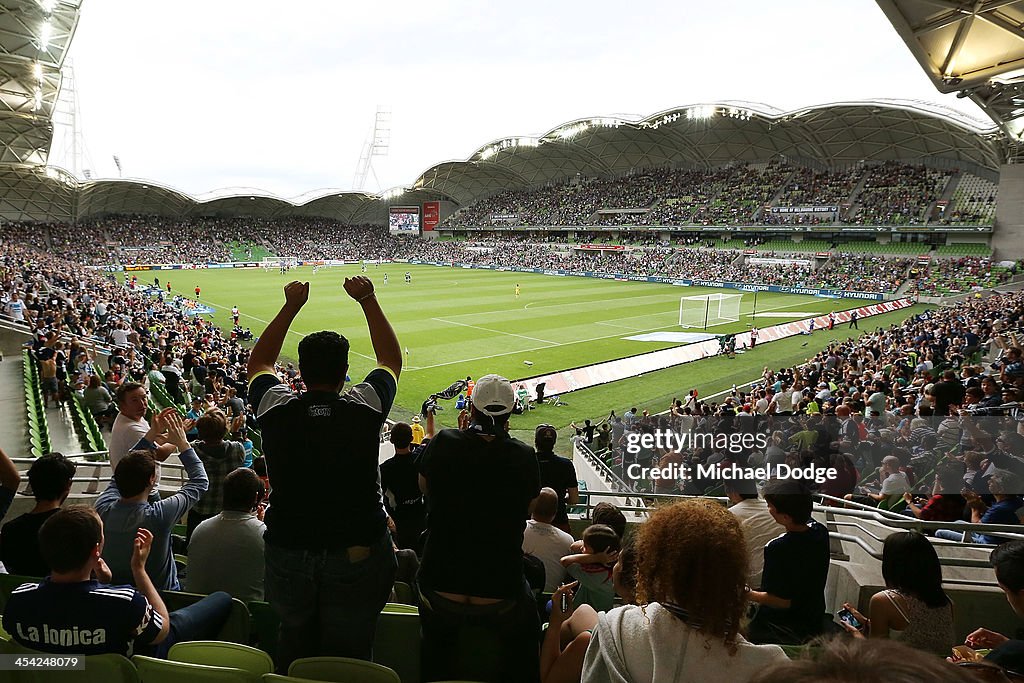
[417,373,541,683]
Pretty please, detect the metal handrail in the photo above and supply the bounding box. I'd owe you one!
[0,314,113,356]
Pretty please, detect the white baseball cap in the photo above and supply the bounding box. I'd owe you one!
[471,374,516,417]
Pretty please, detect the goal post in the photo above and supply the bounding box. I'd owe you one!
[679,293,742,329]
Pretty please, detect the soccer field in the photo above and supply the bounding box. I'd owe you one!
[168,264,925,432]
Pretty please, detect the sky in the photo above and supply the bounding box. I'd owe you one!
[52,0,992,199]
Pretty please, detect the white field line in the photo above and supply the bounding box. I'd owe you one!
[405,296,825,371]
[430,317,558,345]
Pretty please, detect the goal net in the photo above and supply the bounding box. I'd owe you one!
[679,293,742,329]
[261,256,298,270]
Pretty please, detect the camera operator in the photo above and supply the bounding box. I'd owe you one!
[417,374,541,683]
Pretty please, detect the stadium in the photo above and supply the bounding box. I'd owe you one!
[2,1,1024,681]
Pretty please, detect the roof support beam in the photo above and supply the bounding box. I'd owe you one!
[940,2,982,78]
[978,11,1024,44]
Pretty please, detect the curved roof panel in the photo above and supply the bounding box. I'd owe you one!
[0,163,71,221]
[412,100,1004,206]
[78,178,192,218]
[0,100,1004,223]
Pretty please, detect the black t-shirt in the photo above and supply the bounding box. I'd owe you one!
[536,450,578,525]
[0,509,60,577]
[380,451,423,515]
[249,368,397,549]
[930,380,965,416]
[419,428,540,599]
[754,520,830,639]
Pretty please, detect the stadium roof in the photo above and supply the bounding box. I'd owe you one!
[0,102,1013,223]
[876,0,1024,147]
[412,100,1006,206]
[0,0,80,166]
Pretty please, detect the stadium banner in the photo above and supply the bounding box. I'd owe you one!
[747,257,812,267]
[422,201,440,231]
[511,299,914,398]
[577,244,626,251]
[771,206,838,214]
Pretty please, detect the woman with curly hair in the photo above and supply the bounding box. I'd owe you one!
[581,500,787,683]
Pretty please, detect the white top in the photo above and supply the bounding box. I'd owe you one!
[109,414,162,490]
[880,471,911,496]
[111,328,129,348]
[522,519,574,593]
[729,498,785,586]
[582,603,788,683]
[773,391,794,413]
[187,511,267,602]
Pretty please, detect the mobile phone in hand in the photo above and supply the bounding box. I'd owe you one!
[560,590,570,613]
[837,607,863,630]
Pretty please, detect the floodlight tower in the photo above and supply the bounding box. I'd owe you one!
[352,106,391,191]
[51,61,94,179]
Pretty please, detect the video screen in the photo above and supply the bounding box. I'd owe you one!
[389,206,420,236]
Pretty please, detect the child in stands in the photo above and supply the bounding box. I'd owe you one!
[561,524,620,612]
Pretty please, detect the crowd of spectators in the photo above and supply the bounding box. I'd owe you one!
[913,257,1018,295]
[4,225,1024,680]
[440,161,968,228]
[593,290,1024,509]
[848,163,950,226]
[814,255,914,293]
[8,214,1017,297]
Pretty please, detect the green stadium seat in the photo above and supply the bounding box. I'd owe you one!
[133,655,261,683]
[373,611,420,683]
[288,657,401,683]
[159,591,251,644]
[1,635,139,683]
[382,603,417,614]
[247,601,280,663]
[169,641,274,676]
[391,581,415,606]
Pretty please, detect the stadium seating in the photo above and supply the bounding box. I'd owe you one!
[935,242,992,257]
[69,394,107,453]
[942,173,998,225]
[0,635,140,683]
[22,351,51,457]
[373,610,420,683]
[133,655,262,683]
[160,591,252,645]
[288,657,401,683]
[168,642,274,676]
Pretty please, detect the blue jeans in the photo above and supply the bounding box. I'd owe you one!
[152,591,233,658]
[935,525,985,543]
[265,532,397,673]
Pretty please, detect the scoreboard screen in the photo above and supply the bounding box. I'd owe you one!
[389,206,420,236]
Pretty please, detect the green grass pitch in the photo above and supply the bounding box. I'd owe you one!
[168,264,925,437]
